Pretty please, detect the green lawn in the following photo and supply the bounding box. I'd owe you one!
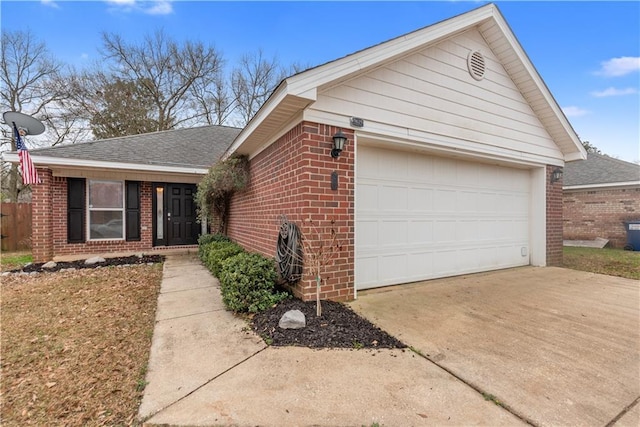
[0,251,32,272]
[563,246,640,280]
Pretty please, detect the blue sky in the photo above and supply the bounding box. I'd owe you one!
[1,1,639,163]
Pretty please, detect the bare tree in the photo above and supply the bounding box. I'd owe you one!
[0,29,68,201]
[231,49,288,126]
[100,29,224,130]
[189,66,235,126]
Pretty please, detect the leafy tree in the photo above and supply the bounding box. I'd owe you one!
[89,78,160,139]
[195,155,250,234]
[581,140,602,154]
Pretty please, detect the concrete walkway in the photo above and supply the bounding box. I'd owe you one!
[139,254,524,426]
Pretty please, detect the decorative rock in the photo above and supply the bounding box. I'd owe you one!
[84,256,106,265]
[278,309,306,330]
[42,261,57,269]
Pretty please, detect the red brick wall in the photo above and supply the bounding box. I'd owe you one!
[32,174,157,261]
[546,166,563,266]
[563,186,640,248]
[227,121,355,302]
[31,168,54,262]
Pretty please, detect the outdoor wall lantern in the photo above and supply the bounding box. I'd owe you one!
[331,129,347,158]
[551,167,563,184]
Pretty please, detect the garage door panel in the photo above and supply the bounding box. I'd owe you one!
[434,190,456,211]
[380,221,407,246]
[356,220,378,247]
[379,185,408,210]
[356,256,379,287]
[408,220,433,243]
[357,183,378,211]
[408,252,433,277]
[380,254,407,282]
[357,145,531,290]
[408,188,433,211]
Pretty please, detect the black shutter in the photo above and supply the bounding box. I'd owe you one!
[67,178,85,243]
[126,181,141,241]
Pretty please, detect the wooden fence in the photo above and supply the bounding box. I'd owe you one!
[1,202,32,252]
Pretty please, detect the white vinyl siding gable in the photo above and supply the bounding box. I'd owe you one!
[307,28,563,163]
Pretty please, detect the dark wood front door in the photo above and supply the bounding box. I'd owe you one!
[167,184,198,246]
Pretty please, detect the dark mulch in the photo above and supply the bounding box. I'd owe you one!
[252,298,407,349]
[8,255,164,273]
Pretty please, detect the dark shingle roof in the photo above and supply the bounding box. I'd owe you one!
[564,153,640,186]
[31,125,241,169]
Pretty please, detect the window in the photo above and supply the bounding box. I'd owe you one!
[88,180,124,240]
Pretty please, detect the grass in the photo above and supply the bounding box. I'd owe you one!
[1,263,163,426]
[563,247,640,280]
[0,251,33,271]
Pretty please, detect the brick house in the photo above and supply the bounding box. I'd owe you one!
[3,4,587,302]
[223,4,586,301]
[2,126,240,262]
[563,153,640,248]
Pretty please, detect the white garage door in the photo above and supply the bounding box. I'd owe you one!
[356,145,531,290]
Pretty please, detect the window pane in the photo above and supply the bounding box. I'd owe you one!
[89,211,123,239]
[156,187,164,240]
[89,180,123,208]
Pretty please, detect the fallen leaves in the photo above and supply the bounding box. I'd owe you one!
[1,264,163,426]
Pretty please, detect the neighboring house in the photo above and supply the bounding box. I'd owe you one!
[2,125,241,262]
[222,3,586,302]
[563,153,640,248]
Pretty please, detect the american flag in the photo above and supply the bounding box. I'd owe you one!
[14,123,40,185]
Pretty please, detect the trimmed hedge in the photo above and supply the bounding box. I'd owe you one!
[198,233,233,260]
[205,241,244,276]
[218,252,289,313]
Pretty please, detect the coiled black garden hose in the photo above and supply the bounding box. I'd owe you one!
[275,219,303,283]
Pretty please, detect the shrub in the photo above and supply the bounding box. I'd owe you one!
[198,233,233,260]
[218,252,290,313]
[205,241,244,276]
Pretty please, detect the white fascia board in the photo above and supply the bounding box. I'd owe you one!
[2,153,208,175]
[563,181,640,191]
[223,83,317,159]
[491,10,587,161]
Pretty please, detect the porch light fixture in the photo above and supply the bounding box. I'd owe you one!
[551,167,563,184]
[331,129,347,158]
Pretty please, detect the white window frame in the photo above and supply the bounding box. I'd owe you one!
[87,179,126,241]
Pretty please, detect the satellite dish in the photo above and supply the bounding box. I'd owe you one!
[3,111,45,136]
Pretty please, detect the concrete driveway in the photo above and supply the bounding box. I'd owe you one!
[350,266,640,427]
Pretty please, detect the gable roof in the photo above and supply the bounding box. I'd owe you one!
[3,125,241,174]
[225,3,586,163]
[564,153,640,188]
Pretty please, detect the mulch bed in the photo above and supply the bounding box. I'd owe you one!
[7,255,164,273]
[251,298,407,349]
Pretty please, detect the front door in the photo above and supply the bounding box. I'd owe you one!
[153,183,199,246]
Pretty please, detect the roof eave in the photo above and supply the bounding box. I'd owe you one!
[564,181,640,191]
[485,6,587,162]
[1,152,208,175]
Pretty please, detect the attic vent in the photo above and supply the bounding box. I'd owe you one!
[467,50,486,81]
